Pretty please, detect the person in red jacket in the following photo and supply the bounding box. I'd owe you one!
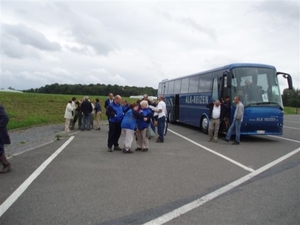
[0,104,12,173]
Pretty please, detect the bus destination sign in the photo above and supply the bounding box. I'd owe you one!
[185,95,209,104]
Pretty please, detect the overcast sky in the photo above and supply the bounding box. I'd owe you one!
[1,0,299,92]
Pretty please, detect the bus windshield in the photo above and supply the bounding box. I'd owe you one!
[231,67,283,109]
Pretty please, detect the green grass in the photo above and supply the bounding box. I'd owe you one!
[0,92,137,130]
[284,106,299,114]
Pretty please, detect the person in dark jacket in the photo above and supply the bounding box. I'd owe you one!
[122,99,130,113]
[80,96,93,131]
[106,95,124,152]
[206,100,228,142]
[0,104,12,173]
[104,93,114,120]
[136,100,153,152]
[95,98,102,130]
[222,95,231,130]
[72,100,82,129]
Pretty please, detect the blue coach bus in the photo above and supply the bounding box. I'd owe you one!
[158,63,293,135]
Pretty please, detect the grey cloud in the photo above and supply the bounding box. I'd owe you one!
[2,23,61,51]
[1,33,42,59]
[53,2,117,55]
[253,0,299,24]
[158,10,217,40]
[69,19,117,55]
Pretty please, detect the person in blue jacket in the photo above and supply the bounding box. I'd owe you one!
[106,95,124,152]
[136,100,153,152]
[121,103,144,153]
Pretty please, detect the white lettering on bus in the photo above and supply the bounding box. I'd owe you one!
[185,95,208,104]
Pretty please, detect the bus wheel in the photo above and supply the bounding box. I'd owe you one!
[201,117,208,134]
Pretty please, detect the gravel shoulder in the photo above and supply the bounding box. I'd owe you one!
[5,121,108,157]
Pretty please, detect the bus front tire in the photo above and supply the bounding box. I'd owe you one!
[201,117,209,134]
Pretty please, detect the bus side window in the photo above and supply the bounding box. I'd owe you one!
[212,77,218,101]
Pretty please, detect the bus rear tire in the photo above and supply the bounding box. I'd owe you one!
[201,116,208,134]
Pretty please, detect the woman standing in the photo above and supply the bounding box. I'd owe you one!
[64,101,73,132]
[136,100,153,152]
[121,103,144,153]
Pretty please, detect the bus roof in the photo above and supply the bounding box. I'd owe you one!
[159,63,276,83]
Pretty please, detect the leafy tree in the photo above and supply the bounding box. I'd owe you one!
[23,83,158,97]
[282,88,300,107]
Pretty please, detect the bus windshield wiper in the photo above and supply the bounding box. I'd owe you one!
[245,102,283,110]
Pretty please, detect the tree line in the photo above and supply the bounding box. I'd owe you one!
[282,88,300,107]
[24,83,158,97]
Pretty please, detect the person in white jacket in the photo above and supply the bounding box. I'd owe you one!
[64,101,73,132]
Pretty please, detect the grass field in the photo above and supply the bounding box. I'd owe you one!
[0,92,137,130]
[0,92,298,130]
[284,106,299,114]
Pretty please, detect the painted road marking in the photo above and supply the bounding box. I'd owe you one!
[267,135,300,144]
[168,129,254,172]
[143,146,300,225]
[0,136,74,218]
[283,126,300,130]
[284,120,300,123]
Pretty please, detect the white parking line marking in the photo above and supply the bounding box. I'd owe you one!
[143,146,300,225]
[168,129,254,172]
[283,126,300,130]
[267,135,300,144]
[0,136,74,217]
[284,120,300,123]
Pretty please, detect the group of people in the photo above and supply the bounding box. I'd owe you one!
[106,93,167,153]
[207,95,244,145]
[64,96,102,132]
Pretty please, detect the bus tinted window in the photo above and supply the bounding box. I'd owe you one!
[167,81,174,94]
[181,78,189,93]
[212,77,218,101]
[164,82,169,95]
[199,73,211,92]
[189,76,200,93]
[158,83,162,95]
[174,79,181,93]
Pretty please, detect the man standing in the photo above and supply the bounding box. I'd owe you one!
[0,104,12,173]
[106,95,124,152]
[104,93,114,110]
[152,95,167,143]
[243,79,257,102]
[223,96,244,145]
[81,96,93,131]
[105,93,114,121]
[206,100,227,143]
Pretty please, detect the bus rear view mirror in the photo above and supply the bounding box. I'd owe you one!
[277,72,293,90]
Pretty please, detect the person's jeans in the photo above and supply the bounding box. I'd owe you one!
[226,120,242,143]
[81,113,91,130]
[157,116,166,141]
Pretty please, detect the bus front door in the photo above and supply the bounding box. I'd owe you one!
[174,94,179,122]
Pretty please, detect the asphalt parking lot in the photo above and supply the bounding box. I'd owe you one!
[0,115,299,225]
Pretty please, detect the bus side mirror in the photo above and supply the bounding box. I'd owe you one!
[277,72,293,90]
